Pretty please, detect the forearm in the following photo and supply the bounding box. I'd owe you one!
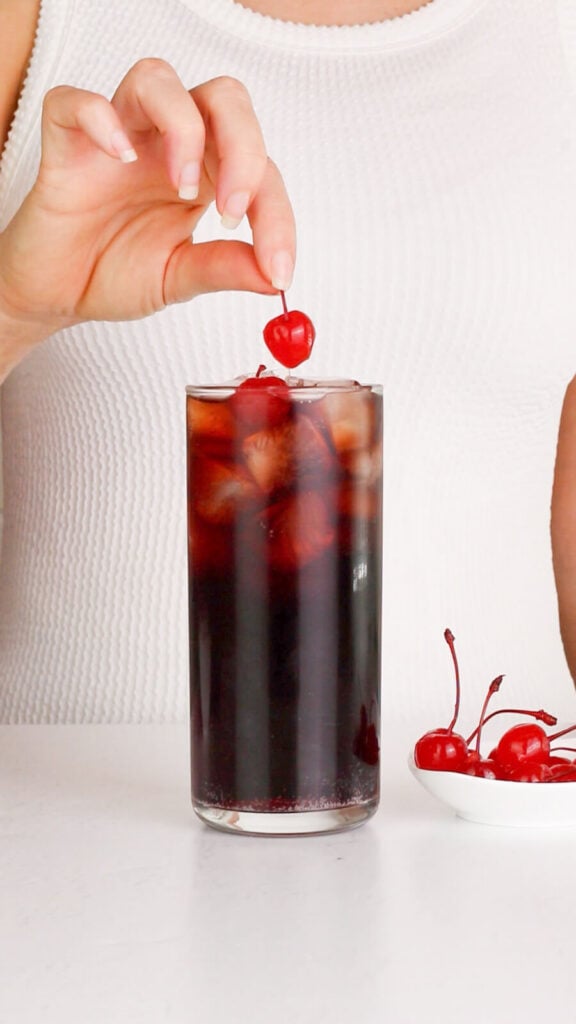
[551,376,576,685]
[552,516,576,685]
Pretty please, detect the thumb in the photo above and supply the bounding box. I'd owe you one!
[163,239,277,304]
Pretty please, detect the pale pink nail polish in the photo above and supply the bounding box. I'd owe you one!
[111,130,137,163]
[270,250,294,291]
[178,161,200,201]
[221,190,251,230]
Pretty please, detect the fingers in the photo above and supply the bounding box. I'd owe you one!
[165,157,296,298]
[41,84,139,166]
[191,78,295,288]
[163,239,277,304]
[246,158,296,291]
[41,62,297,290]
[192,77,296,289]
[111,58,205,198]
[191,76,267,225]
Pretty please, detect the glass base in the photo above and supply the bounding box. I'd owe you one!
[193,798,378,837]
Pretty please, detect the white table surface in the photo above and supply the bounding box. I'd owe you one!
[1,723,575,1024]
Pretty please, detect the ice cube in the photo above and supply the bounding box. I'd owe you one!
[187,396,235,457]
[310,378,361,389]
[343,443,383,484]
[285,377,361,389]
[338,484,379,521]
[242,415,334,494]
[260,491,336,570]
[191,456,261,524]
[319,390,375,453]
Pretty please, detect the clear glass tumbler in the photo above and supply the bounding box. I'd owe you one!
[186,378,383,836]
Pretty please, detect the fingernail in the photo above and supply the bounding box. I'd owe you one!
[178,161,200,201]
[270,250,294,291]
[111,130,137,163]
[221,190,251,229]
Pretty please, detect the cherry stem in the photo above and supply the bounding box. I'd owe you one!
[465,707,557,746]
[548,723,576,742]
[256,364,266,377]
[550,746,576,754]
[444,629,460,734]
[473,676,504,755]
[280,290,289,316]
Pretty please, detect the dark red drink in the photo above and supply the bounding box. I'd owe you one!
[187,376,382,835]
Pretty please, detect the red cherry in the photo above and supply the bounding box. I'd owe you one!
[353,704,380,766]
[232,365,290,429]
[503,762,553,782]
[466,707,556,748]
[493,723,550,767]
[414,629,468,771]
[263,292,315,369]
[464,758,503,779]
[414,729,469,771]
[494,723,576,772]
[463,704,556,780]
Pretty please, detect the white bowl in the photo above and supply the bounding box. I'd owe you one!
[408,756,576,827]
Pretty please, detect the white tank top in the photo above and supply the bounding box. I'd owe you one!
[2,0,576,723]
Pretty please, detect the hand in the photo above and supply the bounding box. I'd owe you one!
[0,59,296,339]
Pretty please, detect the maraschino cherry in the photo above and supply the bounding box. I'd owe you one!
[353,704,380,766]
[493,720,576,771]
[492,722,550,768]
[413,627,575,783]
[263,292,315,369]
[413,629,469,771]
[466,706,556,779]
[232,364,290,429]
[466,707,557,746]
[504,762,553,782]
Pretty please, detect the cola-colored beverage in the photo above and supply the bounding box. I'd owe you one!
[187,376,382,836]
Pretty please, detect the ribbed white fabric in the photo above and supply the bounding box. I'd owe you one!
[1,0,576,723]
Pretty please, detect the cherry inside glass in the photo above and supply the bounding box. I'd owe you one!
[186,379,383,835]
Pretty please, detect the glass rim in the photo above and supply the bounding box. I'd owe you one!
[186,380,383,399]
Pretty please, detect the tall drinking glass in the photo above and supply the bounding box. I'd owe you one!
[186,378,383,836]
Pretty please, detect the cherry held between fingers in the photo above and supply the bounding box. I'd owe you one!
[263,291,315,369]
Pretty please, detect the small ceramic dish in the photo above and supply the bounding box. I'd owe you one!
[408,756,576,827]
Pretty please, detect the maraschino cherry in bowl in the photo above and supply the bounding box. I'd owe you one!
[410,630,576,827]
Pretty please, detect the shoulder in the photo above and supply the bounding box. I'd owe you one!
[0,0,41,159]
